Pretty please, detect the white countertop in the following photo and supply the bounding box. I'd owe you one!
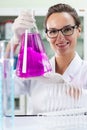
[2,114,87,130]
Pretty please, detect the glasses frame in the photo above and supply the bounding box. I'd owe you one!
[45,25,77,38]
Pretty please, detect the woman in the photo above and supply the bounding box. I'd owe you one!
[6,3,87,114]
[44,4,87,88]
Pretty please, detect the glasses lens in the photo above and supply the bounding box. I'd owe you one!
[47,29,58,38]
[62,26,74,36]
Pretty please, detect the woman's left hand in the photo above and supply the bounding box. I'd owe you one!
[66,86,82,100]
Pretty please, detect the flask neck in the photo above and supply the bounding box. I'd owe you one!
[30,25,38,33]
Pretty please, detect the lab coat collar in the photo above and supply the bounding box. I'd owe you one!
[50,56,56,73]
[63,52,83,82]
[50,52,83,82]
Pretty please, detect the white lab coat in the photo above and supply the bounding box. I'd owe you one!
[14,52,87,114]
[50,52,87,89]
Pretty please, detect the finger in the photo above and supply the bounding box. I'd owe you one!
[69,87,82,100]
[19,10,36,21]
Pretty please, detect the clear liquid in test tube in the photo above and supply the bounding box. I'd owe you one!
[0,40,14,129]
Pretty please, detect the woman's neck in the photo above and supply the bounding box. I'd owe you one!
[55,53,75,74]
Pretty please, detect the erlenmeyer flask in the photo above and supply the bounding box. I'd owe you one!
[16,10,52,78]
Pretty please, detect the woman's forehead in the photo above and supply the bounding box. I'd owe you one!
[46,12,75,28]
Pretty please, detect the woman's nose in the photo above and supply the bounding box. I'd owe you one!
[56,31,65,41]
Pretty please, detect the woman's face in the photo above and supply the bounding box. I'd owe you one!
[46,12,81,56]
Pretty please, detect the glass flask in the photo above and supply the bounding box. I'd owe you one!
[16,10,52,78]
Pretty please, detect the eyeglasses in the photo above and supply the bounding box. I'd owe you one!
[45,25,77,38]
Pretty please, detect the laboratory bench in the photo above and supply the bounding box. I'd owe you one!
[2,114,87,130]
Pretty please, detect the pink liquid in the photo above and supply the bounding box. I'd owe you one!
[16,33,52,78]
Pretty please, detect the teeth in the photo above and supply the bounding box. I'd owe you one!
[56,41,69,47]
[58,43,66,46]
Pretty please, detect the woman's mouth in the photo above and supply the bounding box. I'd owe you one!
[56,41,70,48]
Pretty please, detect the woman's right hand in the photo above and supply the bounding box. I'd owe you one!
[10,10,35,45]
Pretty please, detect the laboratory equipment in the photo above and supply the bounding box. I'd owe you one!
[16,10,52,78]
[0,40,14,129]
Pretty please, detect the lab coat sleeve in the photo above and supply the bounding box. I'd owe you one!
[14,73,31,96]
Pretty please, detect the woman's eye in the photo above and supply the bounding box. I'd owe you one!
[49,30,57,34]
[64,27,72,32]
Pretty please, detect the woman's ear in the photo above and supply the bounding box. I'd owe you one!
[77,25,81,37]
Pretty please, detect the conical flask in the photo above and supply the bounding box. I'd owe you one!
[16,10,52,78]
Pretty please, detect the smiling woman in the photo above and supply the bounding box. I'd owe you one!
[44,4,81,74]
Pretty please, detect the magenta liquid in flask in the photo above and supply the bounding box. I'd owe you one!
[16,32,52,78]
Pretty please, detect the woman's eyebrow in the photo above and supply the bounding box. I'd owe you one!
[47,24,72,30]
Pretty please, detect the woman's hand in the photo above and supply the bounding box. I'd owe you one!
[10,10,35,45]
[66,86,82,100]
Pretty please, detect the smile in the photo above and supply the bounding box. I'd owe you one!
[56,41,70,48]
